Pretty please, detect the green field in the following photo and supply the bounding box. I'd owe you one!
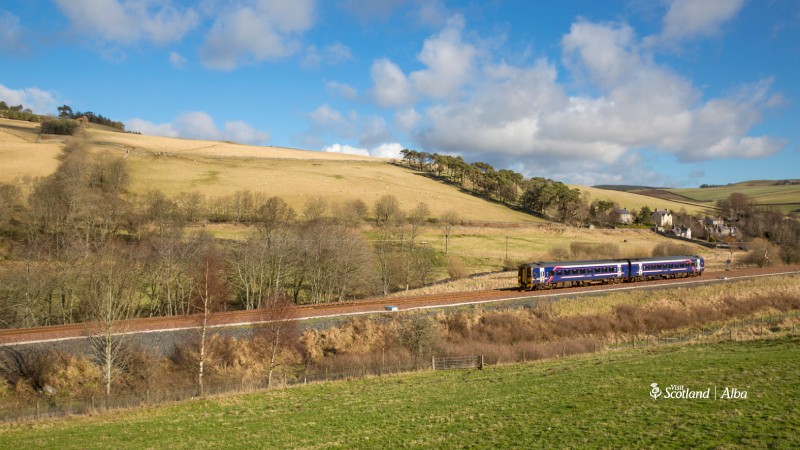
[2,337,797,448]
[668,182,800,214]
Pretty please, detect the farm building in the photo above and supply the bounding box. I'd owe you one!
[652,209,673,229]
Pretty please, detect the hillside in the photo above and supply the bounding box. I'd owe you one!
[668,182,800,214]
[0,119,538,223]
[0,117,761,220]
[574,185,711,215]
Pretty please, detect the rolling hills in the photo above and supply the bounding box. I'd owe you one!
[0,117,760,221]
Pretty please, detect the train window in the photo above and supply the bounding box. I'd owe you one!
[580,269,586,274]
[557,270,562,275]
[572,269,579,275]
[547,271,553,277]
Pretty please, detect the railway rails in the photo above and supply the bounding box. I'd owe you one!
[2,266,798,346]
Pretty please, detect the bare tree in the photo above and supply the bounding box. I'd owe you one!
[83,244,141,407]
[302,196,328,223]
[258,294,299,388]
[192,240,227,396]
[407,202,429,252]
[439,210,459,254]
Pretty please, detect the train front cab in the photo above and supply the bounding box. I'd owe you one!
[518,265,533,291]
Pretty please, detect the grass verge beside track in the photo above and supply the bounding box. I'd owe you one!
[1,336,798,448]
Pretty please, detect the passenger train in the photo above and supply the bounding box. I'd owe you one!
[518,255,704,291]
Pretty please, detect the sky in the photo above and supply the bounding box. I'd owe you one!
[1,0,799,187]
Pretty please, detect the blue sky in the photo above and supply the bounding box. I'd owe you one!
[1,0,798,187]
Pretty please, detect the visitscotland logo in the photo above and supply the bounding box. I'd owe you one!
[649,383,748,400]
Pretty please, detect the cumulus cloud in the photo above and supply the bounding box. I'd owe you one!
[200,0,314,70]
[399,14,785,183]
[301,42,353,68]
[127,111,269,145]
[337,0,448,27]
[54,0,199,44]
[0,84,58,114]
[394,108,421,133]
[370,58,415,108]
[0,11,28,54]
[325,81,358,100]
[369,15,475,106]
[654,0,746,45]
[409,15,476,99]
[308,104,357,138]
[322,142,404,159]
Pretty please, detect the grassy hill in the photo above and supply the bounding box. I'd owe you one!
[0,117,734,221]
[575,185,711,215]
[1,336,797,448]
[667,182,800,214]
[0,118,538,223]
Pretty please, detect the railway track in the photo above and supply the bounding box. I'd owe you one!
[1,266,798,346]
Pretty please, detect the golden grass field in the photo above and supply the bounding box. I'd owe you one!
[0,118,723,222]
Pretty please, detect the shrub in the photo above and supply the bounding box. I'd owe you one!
[40,118,80,135]
[446,255,469,280]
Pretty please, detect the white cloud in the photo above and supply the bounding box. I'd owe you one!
[54,0,199,44]
[655,0,745,44]
[370,58,415,108]
[409,15,476,99]
[370,142,405,159]
[302,42,353,68]
[0,11,27,54]
[337,0,410,22]
[368,15,475,106]
[308,104,357,138]
[325,81,358,100]
[394,108,421,133]
[359,116,393,147]
[0,84,58,114]
[322,142,404,159]
[404,16,785,183]
[127,111,269,145]
[200,0,315,70]
[169,51,187,68]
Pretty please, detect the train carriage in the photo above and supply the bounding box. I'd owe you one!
[628,255,704,281]
[518,259,628,291]
[518,255,704,291]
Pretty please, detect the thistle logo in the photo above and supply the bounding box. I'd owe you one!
[650,383,662,400]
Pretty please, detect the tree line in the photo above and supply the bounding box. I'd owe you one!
[57,105,125,130]
[399,148,658,226]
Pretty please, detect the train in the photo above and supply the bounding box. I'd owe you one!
[517,255,704,291]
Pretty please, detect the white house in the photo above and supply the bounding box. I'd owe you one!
[615,208,633,224]
[652,209,673,228]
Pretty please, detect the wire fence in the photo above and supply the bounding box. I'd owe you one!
[1,310,797,423]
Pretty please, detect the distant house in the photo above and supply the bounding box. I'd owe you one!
[615,208,633,224]
[703,217,724,227]
[652,209,673,229]
[672,226,692,239]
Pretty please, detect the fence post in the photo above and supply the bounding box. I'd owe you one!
[479,354,484,370]
[431,356,435,370]
[36,401,40,421]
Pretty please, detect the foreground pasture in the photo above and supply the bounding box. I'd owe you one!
[1,337,797,448]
